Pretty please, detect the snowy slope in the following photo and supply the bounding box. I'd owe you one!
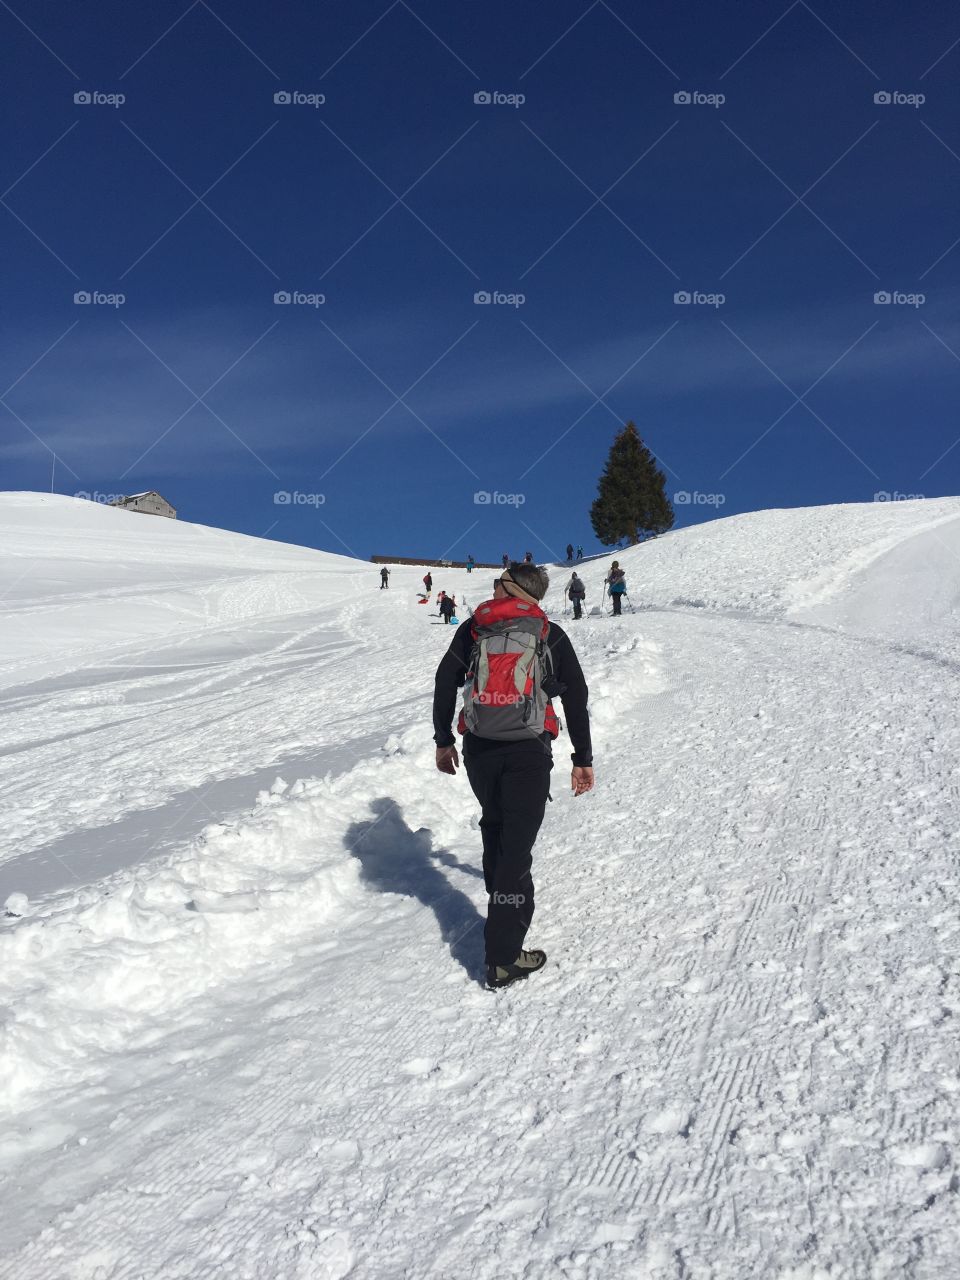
[0,494,413,895]
[2,493,960,1280]
[560,495,960,620]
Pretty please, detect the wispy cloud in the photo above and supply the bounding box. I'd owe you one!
[2,296,956,478]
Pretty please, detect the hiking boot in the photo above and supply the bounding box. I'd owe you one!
[486,949,547,989]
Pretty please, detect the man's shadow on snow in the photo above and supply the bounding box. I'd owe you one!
[345,797,487,985]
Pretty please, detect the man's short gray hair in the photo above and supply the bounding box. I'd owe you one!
[508,561,549,601]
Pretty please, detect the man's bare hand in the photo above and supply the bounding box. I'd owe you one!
[436,744,460,775]
[571,766,594,795]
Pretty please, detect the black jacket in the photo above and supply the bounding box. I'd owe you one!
[433,616,593,767]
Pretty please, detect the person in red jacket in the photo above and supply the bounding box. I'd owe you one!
[433,562,594,989]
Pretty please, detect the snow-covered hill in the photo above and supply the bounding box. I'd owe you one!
[1,492,959,1279]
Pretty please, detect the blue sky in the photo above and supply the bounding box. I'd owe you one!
[2,0,960,562]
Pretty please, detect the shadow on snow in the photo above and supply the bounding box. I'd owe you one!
[345,797,486,985]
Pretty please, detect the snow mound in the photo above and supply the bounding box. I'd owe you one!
[566,496,960,622]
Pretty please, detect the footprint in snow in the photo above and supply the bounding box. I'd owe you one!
[437,1063,480,1092]
[893,1142,948,1171]
[290,1227,354,1280]
[682,974,720,995]
[274,1127,312,1158]
[180,1189,231,1222]
[322,1139,360,1167]
[399,1056,436,1076]
[644,1107,692,1137]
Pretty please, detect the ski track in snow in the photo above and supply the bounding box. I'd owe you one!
[1,494,959,1278]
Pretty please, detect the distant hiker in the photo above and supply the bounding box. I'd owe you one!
[439,592,456,624]
[523,550,534,564]
[566,543,574,563]
[566,571,586,620]
[502,553,510,568]
[576,545,584,560]
[423,572,433,597]
[380,567,390,590]
[466,555,475,574]
[605,561,626,616]
[433,562,594,990]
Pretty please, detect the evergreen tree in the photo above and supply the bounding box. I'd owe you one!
[590,422,674,546]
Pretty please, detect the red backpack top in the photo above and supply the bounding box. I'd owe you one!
[457,597,559,741]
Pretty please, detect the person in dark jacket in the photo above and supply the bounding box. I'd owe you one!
[433,562,594,988]
[380,567,390,589]
[423,572,433,597]
[566,543,574,562]
[439,592,456,624]
[566,570,586,619]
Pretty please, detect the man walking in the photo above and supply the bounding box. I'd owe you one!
[434,562,594,989]
[380,566,390,589]
[566,543,574,563]
[566,570,586,619]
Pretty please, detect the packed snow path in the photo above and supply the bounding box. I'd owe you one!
[1,494,959,1278]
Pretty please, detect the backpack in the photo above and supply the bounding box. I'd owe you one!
[457,597,560,741]
[568,577,584,597]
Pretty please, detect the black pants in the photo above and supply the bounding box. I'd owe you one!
[571,595,583,619]
[464,747,552,965]
[611,593,622,615]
